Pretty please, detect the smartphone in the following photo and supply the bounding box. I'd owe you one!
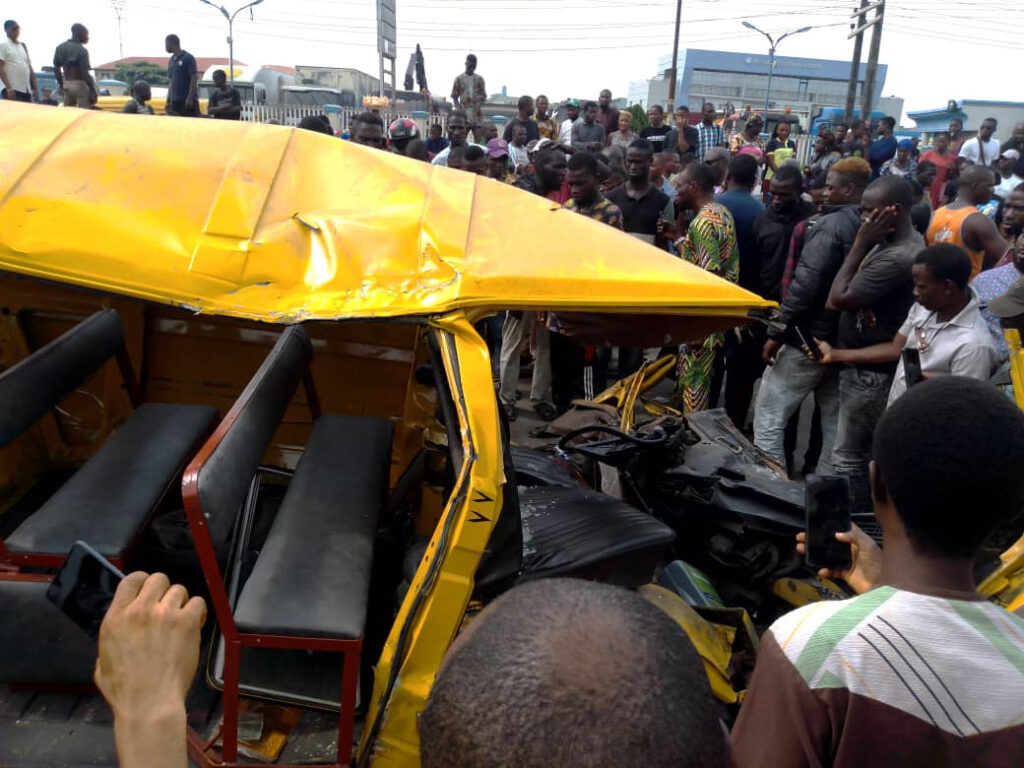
[804,475,853,571]
[902,347,923,387]
[46,541,125,638]
[793,325,823,360]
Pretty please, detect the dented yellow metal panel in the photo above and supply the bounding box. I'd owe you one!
[0,103,772,324]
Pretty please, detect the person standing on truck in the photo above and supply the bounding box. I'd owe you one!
[52,23,96,108]
[206,69,240,120]
[0,20,36,102]
[164,34,198,117]
[451,54,486,135]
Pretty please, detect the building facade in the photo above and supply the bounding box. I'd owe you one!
[908,100,1024,141]
[637,48,886,123]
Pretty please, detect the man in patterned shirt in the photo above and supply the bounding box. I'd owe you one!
[664,162,739,412]
[733,377,1024,768]
[696,101,725,162]
[563,152,623,228]
[450,54,486,133]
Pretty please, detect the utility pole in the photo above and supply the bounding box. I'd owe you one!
[844,0,869,123]
[112,0,126,59]
[860,1,885,121]
[666,0,682,112]
[198,0,266,86]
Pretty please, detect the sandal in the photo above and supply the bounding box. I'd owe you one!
[533,401,557,421]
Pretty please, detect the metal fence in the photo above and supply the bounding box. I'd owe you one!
[241,103,448,135]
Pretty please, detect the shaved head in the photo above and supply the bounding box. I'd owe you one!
[419,579,728,768]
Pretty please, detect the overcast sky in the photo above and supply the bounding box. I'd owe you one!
[11,0,1024,125]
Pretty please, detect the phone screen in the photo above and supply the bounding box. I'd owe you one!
[794,326,822,360]
[46,541,125,638]
[902,347,923,387]
[805,475,853,570]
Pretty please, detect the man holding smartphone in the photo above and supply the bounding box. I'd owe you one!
[733,377,1024,767]
[811,244,998,405]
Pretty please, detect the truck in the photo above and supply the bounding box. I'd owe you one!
[810,106,888,137]
[196,65,298,105]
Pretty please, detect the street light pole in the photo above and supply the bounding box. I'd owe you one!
[666,0,682,113]
[198,0,265,86]
[741,21,812,119]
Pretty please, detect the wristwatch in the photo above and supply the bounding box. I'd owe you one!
[671,236,686,251]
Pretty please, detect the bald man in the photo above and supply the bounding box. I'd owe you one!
[927,164,1008,279]
[419,579,729,768]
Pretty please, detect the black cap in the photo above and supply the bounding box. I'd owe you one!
[4,20,18,31]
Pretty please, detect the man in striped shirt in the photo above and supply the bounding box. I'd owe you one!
[732,376,1024,767]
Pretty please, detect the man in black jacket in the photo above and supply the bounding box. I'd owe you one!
[752,157,870,475]
[755,164,816,303]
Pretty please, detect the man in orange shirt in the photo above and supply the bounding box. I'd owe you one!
[926,164,1008,278]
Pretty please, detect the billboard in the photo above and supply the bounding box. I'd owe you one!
[377,0,397,60]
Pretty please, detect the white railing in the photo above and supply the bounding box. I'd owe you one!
[242,103,448,136]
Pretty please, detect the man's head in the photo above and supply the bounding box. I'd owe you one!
[860,175,914,237]
[949,117,963,136]
[769,164,805,216]
[212,69,227,89]
[702,146,729,186]
[462,145,487,176]
[534,147,567,191]
[566,99,580,121]
[164,33,180,54]
[481,122,498,143]
[567,151,601,205]
[701,102,716,124]
[297,114,334,135]
[598,88,612,109]
[447,111,469,147]
[1002,185,1024,238]
[4,20,19,42]
[535,94,549,118]
[871,377,1024,561]
[429,123,442,140]
[775,121,791,142]
[1012,122,1024,145]
[447,145,466,171]
[406,138,429,162]
[999,149,1021,178]
[809,169,829,210]
[647,103,664,127]
[958,163,996,206]
[979,117,997,142]
[915,160,937,189]
[725,153,758,192]
[388,118,419,154]
[933,131,950,153]
[583,101,598,125]
[419,579,729,768]
[878,116,895,136]
[486,138,509,179]
[511,122,528,147]
[517,94,534,119]
[910,243,971,313]
[674,105,690,128]
[675,161,717,212]
[72,23,89,43]
[624,139,654,184]
[352,112,385,149]
[834,123,848,143]
[650,151,672,182]
[132,80,152,103]
[824,157,871,205]
[464,54,477,74]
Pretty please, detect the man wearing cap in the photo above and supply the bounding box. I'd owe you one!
[485,138,514,183]
[560,99,580,150]
[880,139,918,180]
[0,20,36,102]
[995,150,1023,199]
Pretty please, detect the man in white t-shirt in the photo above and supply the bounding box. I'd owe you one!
[958,117,1000,166]
[559,99,580,150]
[0,20,36,102]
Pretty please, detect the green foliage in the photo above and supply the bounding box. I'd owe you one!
[627,103,648,130]
[114,61,169,87]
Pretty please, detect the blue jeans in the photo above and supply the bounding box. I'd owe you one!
[832,367,893,511]
[753,344,839,475]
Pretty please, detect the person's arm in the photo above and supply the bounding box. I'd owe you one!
[26,46,36,99]
[52,47,64,91]
[475,75,486,104]
[827,207,897,310]
[95,572,206,768]
[223,87,241,118]
[81,48,97,99]
[949,341,998,381]
[0,58,10,97]
[963,212,1010,271]
[589,125,605,151]
[185,56,198,108]
[676,127,691,155]
[957,139,974,161]
[766,142,780,173]
[450,76,460,107]
[813,334,906,365]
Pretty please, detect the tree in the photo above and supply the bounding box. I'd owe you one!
[627,103,648,130]
[114,61,169,86]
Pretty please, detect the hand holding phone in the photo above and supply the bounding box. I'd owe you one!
[804,475,853,571]
[46,541,125,638]
[902,347,923,387]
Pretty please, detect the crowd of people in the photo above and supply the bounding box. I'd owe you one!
[5,28,1024,766]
